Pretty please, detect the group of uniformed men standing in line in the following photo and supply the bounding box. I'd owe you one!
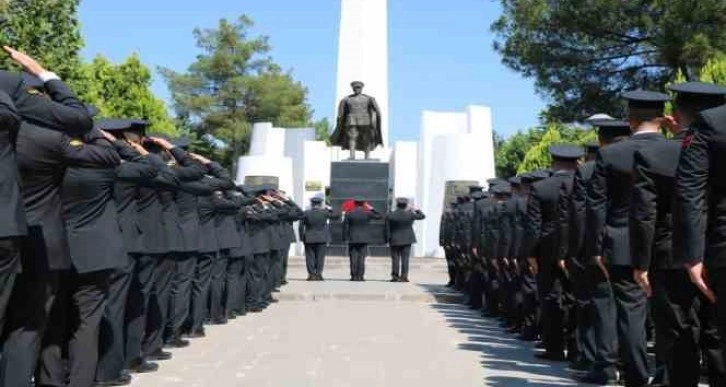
[0,47,303,387]
[441,81,726,386]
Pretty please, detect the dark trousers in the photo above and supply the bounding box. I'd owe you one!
[37,269,110,387]
[142,255,175,357]
[592,265,649,386]
[281,245,290,283]
[0,237,20,334]
[189,253,213,333]
[250,253,267,308]
[166,253,196,340]
[235,256,251,314]
[0,269,60,387]
[304,243,327,277]
[224,257,243,317]
[209,253,228,322]
[444,247,455,284]
[269,249,281,290]
[541,264,566,355]
[390,245,411,279]
[571,264,596,365]
[96,259,133,382]
[520,266,539,338]
[349,244,367,279]
[124,254,158,365]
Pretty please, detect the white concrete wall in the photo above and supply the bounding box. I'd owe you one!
[336,0,389,149]
[391,141,418,206]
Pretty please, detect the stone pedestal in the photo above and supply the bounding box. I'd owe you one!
[328,161,391,257]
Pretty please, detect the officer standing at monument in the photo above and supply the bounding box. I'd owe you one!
[343,197,382,281]
[385,198,425,282]
[439,200,458,287]
[299,197,338,281]
[330,81,383,160]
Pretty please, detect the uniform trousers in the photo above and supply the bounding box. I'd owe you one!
[443,247,455,285]
[281,245,290,283]
[224,257,243,317]
[519,265,539,339]
[570,263,596,365]
[209,253,228,322]
[189,253,214,333]
[0,268,59,387]
[249,253,267,308]
[485,262,501,313]
[390,245,412,279]
[0,237,20,334]
[36,269,110,387]
[142,255,175,357]
[270,249,282,290]
[124,254,157,365]
[540,263,566,355]
[348,244,368,280]
[304,243,327,277]
[591,265,648,386]
[234,256,252,314]
[166,253,196,340]
[96,258,134,382]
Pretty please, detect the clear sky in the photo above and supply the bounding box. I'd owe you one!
[79,0,546,141]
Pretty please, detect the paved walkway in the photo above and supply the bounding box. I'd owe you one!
[132,256,581,387]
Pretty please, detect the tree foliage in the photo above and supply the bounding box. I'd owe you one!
[0,0,84,82]
[77,54,176,135]
[160,15,314,167]
[492,0,726,122]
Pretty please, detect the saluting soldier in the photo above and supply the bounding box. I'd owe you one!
[439,200,458,287]
[343,197,382,281]
[385,198,426,282]
[584,90,671,386]
[299,197,338,281]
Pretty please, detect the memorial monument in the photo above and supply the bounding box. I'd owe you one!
[330,81,383,160]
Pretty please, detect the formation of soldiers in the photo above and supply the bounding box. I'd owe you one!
[0,47,303,387]
[440,82,726,386]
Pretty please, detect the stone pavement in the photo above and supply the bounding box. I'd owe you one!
[130,256,584,387]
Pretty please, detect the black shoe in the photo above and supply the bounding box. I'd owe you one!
[128,359,159,374]
[577,372,618,385]
[227,313,238,320]
[535,351,566,361]
[391,277,399,282]
[147,350,172,361]
[249,307,263,313]
[94,373,132,386]
[165,337,190,348]
[210,318,227,325]
[307,275,315,281]
[317,275,324,281]
[399,276,409,282]
[187,329,205,338]
[535,341,545,349]
[506,326,520,334]
[273,288,280,293]
[281,279,288,285]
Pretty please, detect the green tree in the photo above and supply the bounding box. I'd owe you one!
[77,54,176,135]
[492,0,726,122]
[0,0,84,82]
[494,129,540,178]
[160,15,314,167]
[314,117,332,145]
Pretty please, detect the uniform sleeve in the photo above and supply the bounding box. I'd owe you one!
[630,150,656,271]
[15,78,93,135]
[60,137,121,168]
[343,214,350,241]
[556,181,570,261]
[674,130,710,263]
[567,169,587,261]
[298,214,306,241]
[0,91,20,131]
[168,148,206,182]
[586,151,608,262]
[414,210,425,220]
[525,186,543,257]
[471,205,481,249]
[116,157,159,183]
[178,179,217,196]
[207,161,232,180]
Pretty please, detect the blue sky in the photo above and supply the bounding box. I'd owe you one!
[79,0,545,141]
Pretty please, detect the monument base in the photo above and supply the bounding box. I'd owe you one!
[328,160,391,257]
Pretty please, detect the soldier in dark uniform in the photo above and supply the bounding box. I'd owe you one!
[1,111,117,386]
[439,200,458,287]
[526,145,583,361]
[93,119,159,386]
[209,188,243,324]
[343,197,382,281]
[506,176,527,334]
[469,186,488,311]
[518,170,549,341]
[299,197,337,281]
[385,198,425,282]
[246,189,275,312]
[493,184,516,328]
[583,90,671,386]
[278,190,302,286]
[651,83,726,387]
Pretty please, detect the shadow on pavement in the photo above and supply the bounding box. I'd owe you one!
[421,285,580,386]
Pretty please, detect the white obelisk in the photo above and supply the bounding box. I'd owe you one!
[335,0,389,155]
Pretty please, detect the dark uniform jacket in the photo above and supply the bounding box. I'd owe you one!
[456,201,474,249]
[526,170,574,263]
[556,176,576,261]
[229,203,255,258]
[496,199,517,259]
[471,197,488,252]
[0,74,94,241]
[196,163,235,254]
[675,105,726,267]
[247,204,275,255]
[512,195,528,261]
[343,207,382,244]
[385,209,425,246]
[299,208,337,244]
[136,154,179,255]
[587,132,662,266]
[113,143,159,255]
[62,131,125,273]
[213,191,243,251]
[631,132,684,271]
[565,161,595,268]
[16,123,120,271]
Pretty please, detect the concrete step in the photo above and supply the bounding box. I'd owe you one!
[277,282,465,304]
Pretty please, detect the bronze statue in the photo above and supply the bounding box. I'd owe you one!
[330,81,383,160]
